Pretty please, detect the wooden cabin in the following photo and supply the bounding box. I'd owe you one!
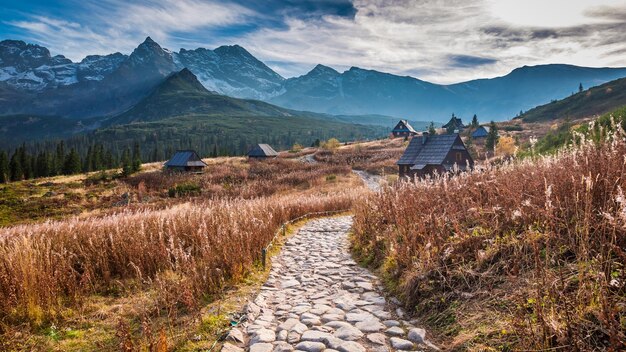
[391,119,418,138]
[397,133,473,178]
[471,125,490,139]
[164,150,207,172]
[442,116,466,132]
[247,144,278,159]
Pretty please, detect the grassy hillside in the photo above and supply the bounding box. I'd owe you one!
[528,105,626,154]
[107,68,297,126]
[518,76,626,123]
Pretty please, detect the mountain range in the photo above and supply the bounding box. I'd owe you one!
[0,66,388,152]
[2,37,626,123]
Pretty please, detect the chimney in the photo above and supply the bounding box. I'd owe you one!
[422,131,429,144]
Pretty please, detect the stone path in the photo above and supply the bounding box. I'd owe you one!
[352,170,383,192]
[222,216,436,352]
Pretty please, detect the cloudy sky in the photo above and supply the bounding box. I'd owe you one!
[2,0,626,83]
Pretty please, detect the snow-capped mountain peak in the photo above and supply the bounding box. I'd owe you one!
[0,37,285,100]
[0,39,127,90]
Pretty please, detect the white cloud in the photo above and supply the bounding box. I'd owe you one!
[235,0,626,83]
[6,0,252,59]
[487,0,624,28]
[5,0,626,83]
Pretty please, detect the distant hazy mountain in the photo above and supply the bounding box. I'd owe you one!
[270,64,626,121]
[1,37,626,123]
[516,76,626,123]
[270,65,453,119]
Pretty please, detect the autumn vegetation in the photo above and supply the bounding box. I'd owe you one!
[313,138,406,175]
[352,124,626,350]
[0,155,360,350]
[1,115,625,351]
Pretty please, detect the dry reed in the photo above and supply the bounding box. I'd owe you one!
[352,130,626,350]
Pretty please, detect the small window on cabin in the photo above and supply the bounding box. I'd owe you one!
[456,152,462,161]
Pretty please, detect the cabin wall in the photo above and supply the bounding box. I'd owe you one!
[398,164,412,178]
[443,148,473,169]
[399,164,445,179]
[392,131,416,138]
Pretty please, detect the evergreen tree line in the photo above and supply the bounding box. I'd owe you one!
[0,141,142,183]
[0,122,383,182]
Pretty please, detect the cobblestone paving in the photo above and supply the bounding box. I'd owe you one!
[222,216,436,352]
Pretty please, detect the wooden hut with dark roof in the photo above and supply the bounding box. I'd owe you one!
[397,133,473,178]
[164,150,208,172]
[442,115,466,132]
[391,119,418,138]
[247,144,278,159]
[471,125,490,139]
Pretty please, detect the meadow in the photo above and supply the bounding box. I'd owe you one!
[313,138,407,176]
[352,127,626,350]
[0,154,362,350]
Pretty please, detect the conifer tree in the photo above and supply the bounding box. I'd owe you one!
[486,121,500,152]
[104,150,114,170]
[35,152,50,178]
[55,141,65,175]
[63,148,82,175]
[428,122,437,135]
[471,114,479,128]
[131,142,141,173]
[0,150,9,183]
[9,151,23,181]
[84,145,93,172]
[121,147,133,177]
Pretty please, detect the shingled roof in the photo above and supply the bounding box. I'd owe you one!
[443,116,465,130]
[397,134,461,169]
[471,125,490,138]
[391,119,417,133]
[248,144,278,157]
[164,150,208,167]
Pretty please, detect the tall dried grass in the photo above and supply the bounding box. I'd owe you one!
[0,188,356,326]
[352,131,626,350]
[126,158,351,199]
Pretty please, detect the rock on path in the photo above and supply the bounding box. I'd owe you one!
[226,216,436,352]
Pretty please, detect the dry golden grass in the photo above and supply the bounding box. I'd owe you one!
[314,138,407,175]
[0,154,362,350]
[352,131,626,350]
